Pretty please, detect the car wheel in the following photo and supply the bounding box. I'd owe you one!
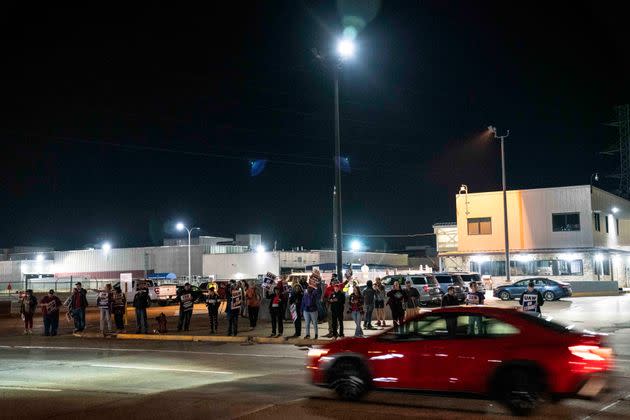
[543,291,555,301]
[328,358,370,401]
[499,291,511,301]
[497,367,544,417]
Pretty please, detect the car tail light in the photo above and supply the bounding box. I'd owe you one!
[154,288,160,294]
[569,345,613,361]
[307,348,329,359]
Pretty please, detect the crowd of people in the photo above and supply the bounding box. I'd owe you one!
[17,274,545,337]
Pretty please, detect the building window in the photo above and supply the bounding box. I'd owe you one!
[605,216,609,233]
[552,213,580,232]
[616,218,620,236]
[594,257,611,276]
[511,259,584,276]
[594,213,601,232]
[467,217,492,235]
[470,261,505,276]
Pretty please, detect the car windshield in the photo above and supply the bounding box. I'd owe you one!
[435,275,453,284]
[381,277,401,286]
[459,274,480,282]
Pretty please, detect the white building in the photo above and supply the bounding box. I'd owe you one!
[435,185,630,287]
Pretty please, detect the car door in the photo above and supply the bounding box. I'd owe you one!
[533,278,548,295]
[510,280,528,298]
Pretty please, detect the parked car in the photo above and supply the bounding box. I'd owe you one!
[154,283,178,306]
[176,284,205,303]
[450,272,485,293]
[361,274,442,306]
[112,279,159,303]
[432,273,467,302]
[493,278,572,301]
[306,306,613,416]
[199,280,231,300]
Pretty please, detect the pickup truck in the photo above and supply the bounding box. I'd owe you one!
[155,283,178,306]
[113,279,159,303]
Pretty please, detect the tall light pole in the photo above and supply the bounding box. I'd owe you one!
[176,222,200,283]
[489,126,511,282]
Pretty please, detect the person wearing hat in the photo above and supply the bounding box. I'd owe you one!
[40,289,62,336]
[20,289,38,335]
[112,285,127,332]
[68,282,88,332]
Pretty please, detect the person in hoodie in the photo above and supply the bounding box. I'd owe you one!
[205,286,220,334]
[329,282,346,338]
[348,286,365,338]
[112,285,127,332]
[20,289,38,335]
[132,286,151,334]
[40,289,62,336]
[301,284,321,339]
[96,283,113,335]
[176,283,194,332]
[68,282,88,333]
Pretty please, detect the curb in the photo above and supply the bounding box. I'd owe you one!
[71,331,331,345]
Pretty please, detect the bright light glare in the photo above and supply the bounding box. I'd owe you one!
[612,207,619,214]
[595,254,604,262]
[307,348,329,358]
[337,39,355,58]
[176,222,185,231]
[36,254,44,262]
[470,255,490,263]
[102,242,111,253]
[513,254,533,262]
[256,244,265,253]
[350,240,362,252]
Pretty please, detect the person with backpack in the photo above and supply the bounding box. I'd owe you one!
[20,289,38,335]
[132,286,151,334]
[176,283,194,332]
[68,282,88,332]
[40,289,62,336]
[96,283,113,335]
[301,284,321,339]
[206,286,220,334]
[245,280,261,330]
[112,285,127,332]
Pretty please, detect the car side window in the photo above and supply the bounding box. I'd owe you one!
[514,280,527,287]
[379,315,452,340]
[411,276,426,285]
[454,315,520,337]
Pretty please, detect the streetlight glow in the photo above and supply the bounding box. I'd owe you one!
[350,240,362,252]
[102,242,111,253]
[36,254,44,262]
[337,38,355,58]
[256,244,265,253]
[176,222,185,231]
[612,207,620,214]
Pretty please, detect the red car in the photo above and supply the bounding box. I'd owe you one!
[307,306,614,416]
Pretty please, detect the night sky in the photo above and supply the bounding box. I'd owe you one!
[4,1,630,252]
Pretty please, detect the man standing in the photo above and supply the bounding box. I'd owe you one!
[404,280,420,319]
[97,284,113,335]
[69,282,88,332]
[520,281,544,316]
[322,277,337,338]
[176,283,194,332]
[329,282,346,338]
[206,286,220,334]
[441,286,459,307]
[465,282,485,334]
[40,289,62,336]
[112,285,127,332]
[20,289,38,335]
[227,280,242,336]
[132,285,151,334]
[362,280,375,330]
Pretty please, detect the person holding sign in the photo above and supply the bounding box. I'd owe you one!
[96,284,114,335]
[206,286,220,334]
[40,289,62,336]
[112,286,127,332]
[465,282,485,335]
[177,282,195,332]
[289,281,304,337]
[227,280,242,336]
[519,281,544,316]
[267,287,284,337]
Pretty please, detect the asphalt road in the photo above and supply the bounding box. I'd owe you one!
[1,295,630,419]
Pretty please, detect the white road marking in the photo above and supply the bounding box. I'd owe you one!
[0,345,304,359]
[581,392,630,420]
[0,386,62,392]
[88,363,233,374]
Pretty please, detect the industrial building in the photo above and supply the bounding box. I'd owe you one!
[435,185,630,287]
[0,234,408,292]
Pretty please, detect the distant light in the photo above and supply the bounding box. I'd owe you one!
[612,207,619,214]
[36,254,44,262]
[350,240,363,252]
[176,222,185,231]
[337,38,355,59]
[559,253,580,261]
[595,254,604,262]
[102,242,112,253]
[256,245,265,253]
[513,254,533,262]
[470,255,490,263]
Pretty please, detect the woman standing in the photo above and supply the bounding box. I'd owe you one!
[373,277,387,327]
[245,280,261,330]
[348,286,364,337]
[386,281,407,333]
[289,281,304,337]
[20,289,38,335]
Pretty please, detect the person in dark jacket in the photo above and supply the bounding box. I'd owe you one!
[441,286,460,307]
[40,289,62,336]
[226,280,242,336]
[267,287,284,337]
[68,282,88,332]
[348,286,364,337]
[176,283,194,332]
[206,287,220,334]
[20,289,38,335]
[301,285,321,339]
[112,286,127,332]
[386,281,407,333]
[132,286,151,334]
[329,282,346,338]
[362,280,376,330]
[519,281,544,316]
[289,282,304,337]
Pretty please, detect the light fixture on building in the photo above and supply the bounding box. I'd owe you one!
[595,254,604,262]
[36,254,44,262]
[470,255,490,263]
[559,253,580,261]
[513,254,533,262]
[612,207,620,214]
[256,244,265,253]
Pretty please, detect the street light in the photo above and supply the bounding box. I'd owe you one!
[102,242,112,254]
[36,254,44,262]
[488,125,511,282]
[176,222,200,282]
[350,240,362,252]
